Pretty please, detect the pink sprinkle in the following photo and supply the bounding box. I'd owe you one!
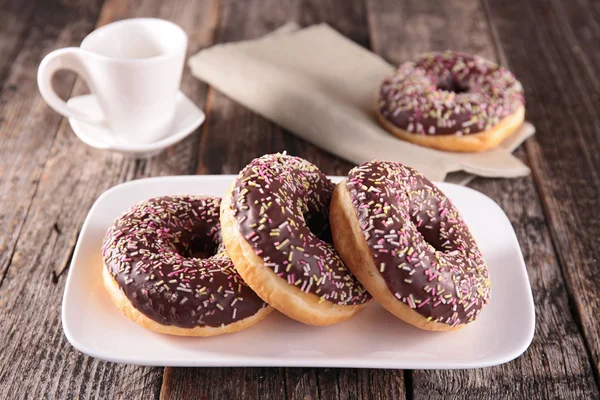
[417,298,431,308]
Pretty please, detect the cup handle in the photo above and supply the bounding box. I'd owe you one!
[37,47,104,124]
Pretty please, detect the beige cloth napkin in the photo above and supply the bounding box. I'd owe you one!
[189,23,535,183]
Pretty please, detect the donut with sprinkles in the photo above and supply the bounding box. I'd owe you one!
[102,195,272,336]
[377,51,525,152]
[330,160,491,331]
[220,153,372,326]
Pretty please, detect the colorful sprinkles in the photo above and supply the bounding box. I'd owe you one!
[379,51,524,136]
[230,153,371,306]
[102,195,268,329]
[346,161,491,327]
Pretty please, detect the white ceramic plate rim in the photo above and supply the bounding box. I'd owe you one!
[62,175,535,369]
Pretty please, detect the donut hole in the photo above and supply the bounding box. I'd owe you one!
[436,76,469,94]
[409,211,447,252]
[176,234,221,259]
[417,225,445,252]
[304,212,333,244]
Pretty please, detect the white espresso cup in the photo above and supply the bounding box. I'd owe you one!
[38,18,187,144]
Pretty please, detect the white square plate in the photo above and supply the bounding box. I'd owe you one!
[62,175,535,369]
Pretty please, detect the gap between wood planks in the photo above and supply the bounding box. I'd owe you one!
[403,370,414,400]
[50,232,79,284]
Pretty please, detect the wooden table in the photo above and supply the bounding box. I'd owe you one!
[1,0,599,398]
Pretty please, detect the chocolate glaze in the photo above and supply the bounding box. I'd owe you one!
[379,51,524,136]
[346,161,490,326]
[230,153,371,306]
[102,195,267,329]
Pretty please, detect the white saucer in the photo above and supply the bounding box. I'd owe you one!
[66,91,205,158]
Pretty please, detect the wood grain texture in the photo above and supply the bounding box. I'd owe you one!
[366,0,496,64]
[0,0,35,89]
[0,0,102,288]
[484,0,600,383]
[367,0,599,398]
[161,367,286,400]
[0,0,218,398]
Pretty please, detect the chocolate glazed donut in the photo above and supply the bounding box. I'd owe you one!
[330,161,491,331]
[102,195,272,336]
[220,153,372,326]
[377,51,525,152]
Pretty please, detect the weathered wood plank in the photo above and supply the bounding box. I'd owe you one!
[0,0,102,287]
[161,0,405,398]
[161,367,287,400]
[285,368,320,400]
[366,0,599,398]
[0,0,218,398]
[0,0,35,89]
[484,0,600,384]
[366,0,496,64]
